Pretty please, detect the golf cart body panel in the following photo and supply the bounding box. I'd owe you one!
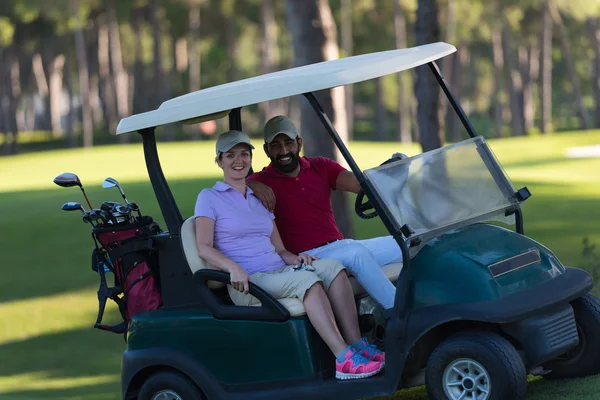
[408,223,567,308]
[115,42,456,135]
[108,42,597,400]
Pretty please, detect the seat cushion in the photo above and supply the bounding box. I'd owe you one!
[180,216,401,316]
[180,216,225,289]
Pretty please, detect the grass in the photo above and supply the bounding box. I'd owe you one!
[0,130,599,399]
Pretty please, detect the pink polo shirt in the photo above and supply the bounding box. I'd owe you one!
[247,156,346,254]
[194,182,286,275]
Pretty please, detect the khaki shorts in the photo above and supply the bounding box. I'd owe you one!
[228,258,346,306]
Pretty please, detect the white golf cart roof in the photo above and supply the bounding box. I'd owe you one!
[116,42,456,135]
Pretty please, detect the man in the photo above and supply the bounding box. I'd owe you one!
[246,115,401,310]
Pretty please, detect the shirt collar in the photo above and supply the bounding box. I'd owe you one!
[213,181,254,196]
[264,156,311,178]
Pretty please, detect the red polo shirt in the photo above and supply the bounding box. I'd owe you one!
[247,156,346,254]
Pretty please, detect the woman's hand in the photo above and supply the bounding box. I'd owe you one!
[230,266,250,294]
[294,253,319,266]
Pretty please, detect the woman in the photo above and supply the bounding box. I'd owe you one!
[194,130,385,380]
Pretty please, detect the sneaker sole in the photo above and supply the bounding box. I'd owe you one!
[335,363,384,380]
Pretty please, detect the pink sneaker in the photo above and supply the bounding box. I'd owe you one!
[335,349,384,380]
[359,338,385,362]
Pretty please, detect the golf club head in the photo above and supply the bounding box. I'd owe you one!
[101,201,121,212]
[101,177,119,190]
[102,177,130,204]
[61,201,85,213]
[54,173,82,188]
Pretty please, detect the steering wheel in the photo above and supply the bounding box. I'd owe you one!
[355,153,407,220]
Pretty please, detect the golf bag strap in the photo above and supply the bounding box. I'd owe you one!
[107,238,154,259]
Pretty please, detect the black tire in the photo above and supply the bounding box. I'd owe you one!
[425,330,527,400]
[544,293,600,380]
[138,371,204,400]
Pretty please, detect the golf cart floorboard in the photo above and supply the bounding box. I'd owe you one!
[223,374,393,400]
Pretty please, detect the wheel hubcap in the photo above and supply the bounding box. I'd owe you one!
[152,390,183,400]
[443,358,491,400]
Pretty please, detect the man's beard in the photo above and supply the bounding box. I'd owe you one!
[271,151,300,174]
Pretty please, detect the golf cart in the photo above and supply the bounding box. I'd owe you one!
[107,42,600,400]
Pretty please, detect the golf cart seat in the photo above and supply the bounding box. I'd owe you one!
[180,216,401,316]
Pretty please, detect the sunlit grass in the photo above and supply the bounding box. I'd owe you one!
[0,130,599,399]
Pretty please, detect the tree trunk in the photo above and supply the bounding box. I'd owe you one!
[74,26,93,147]
[442,0,456,137]
[550,4,590,129]
[415,0,444,152]
[341,0,353,140]
[63,62,75,147]
[49,54,65,137]
[522,43,539,134]
[540,1,552,133]
[31,52,51,131]
[501,27,524,136]
[491,27,505,137]
[132,6,147,115]
[284,0,353,239]
[149,0,172,139]
[224,0,238,83]
[259,0,286,126]
[394,0,412,143]
[187,0,201,139]
[375,77,387,141]
[98,14,117,133]
[0,50,8,155]
[9,51,20,154]
[587,18,600,128]
[150,0,166,111]
[108,0,130,140]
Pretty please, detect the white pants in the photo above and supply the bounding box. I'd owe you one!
[304,236,402,309]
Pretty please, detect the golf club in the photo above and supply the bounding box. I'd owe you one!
[61,201,87,213]
[62,202,95,228]
[102,177,130,204]
[54,173,93,210]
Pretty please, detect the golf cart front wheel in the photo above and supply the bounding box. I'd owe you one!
[543,292,600,380]
[425,330,527,400]
[138,371,204,400]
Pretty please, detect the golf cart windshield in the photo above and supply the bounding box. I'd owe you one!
[363,137,519,254]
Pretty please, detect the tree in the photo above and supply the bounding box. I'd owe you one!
[415,0,444,152]
[284,0,353,239]
[540,0,553,133]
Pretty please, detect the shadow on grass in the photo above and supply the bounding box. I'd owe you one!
[0,381,119,400]
[0,325,124,399]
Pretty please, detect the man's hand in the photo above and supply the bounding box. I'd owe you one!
[247,180,276,211]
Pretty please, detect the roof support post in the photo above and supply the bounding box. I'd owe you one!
[140,127,183,233]
[229,107,242,131]
[302,91,412,321]
[428,61,477,139]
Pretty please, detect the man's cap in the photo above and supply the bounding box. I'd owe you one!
[215,130,255,156]
[264,115,299,144]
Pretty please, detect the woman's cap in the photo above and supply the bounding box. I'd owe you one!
[215,130,255,156]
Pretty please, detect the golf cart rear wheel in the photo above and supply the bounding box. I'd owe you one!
[425,330,527,400]
[543,293,600,380]
[138,371,204,400]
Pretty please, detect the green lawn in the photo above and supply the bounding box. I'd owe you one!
[0,131,599,399]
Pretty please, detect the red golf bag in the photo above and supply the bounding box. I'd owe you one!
[91,216,163,338]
